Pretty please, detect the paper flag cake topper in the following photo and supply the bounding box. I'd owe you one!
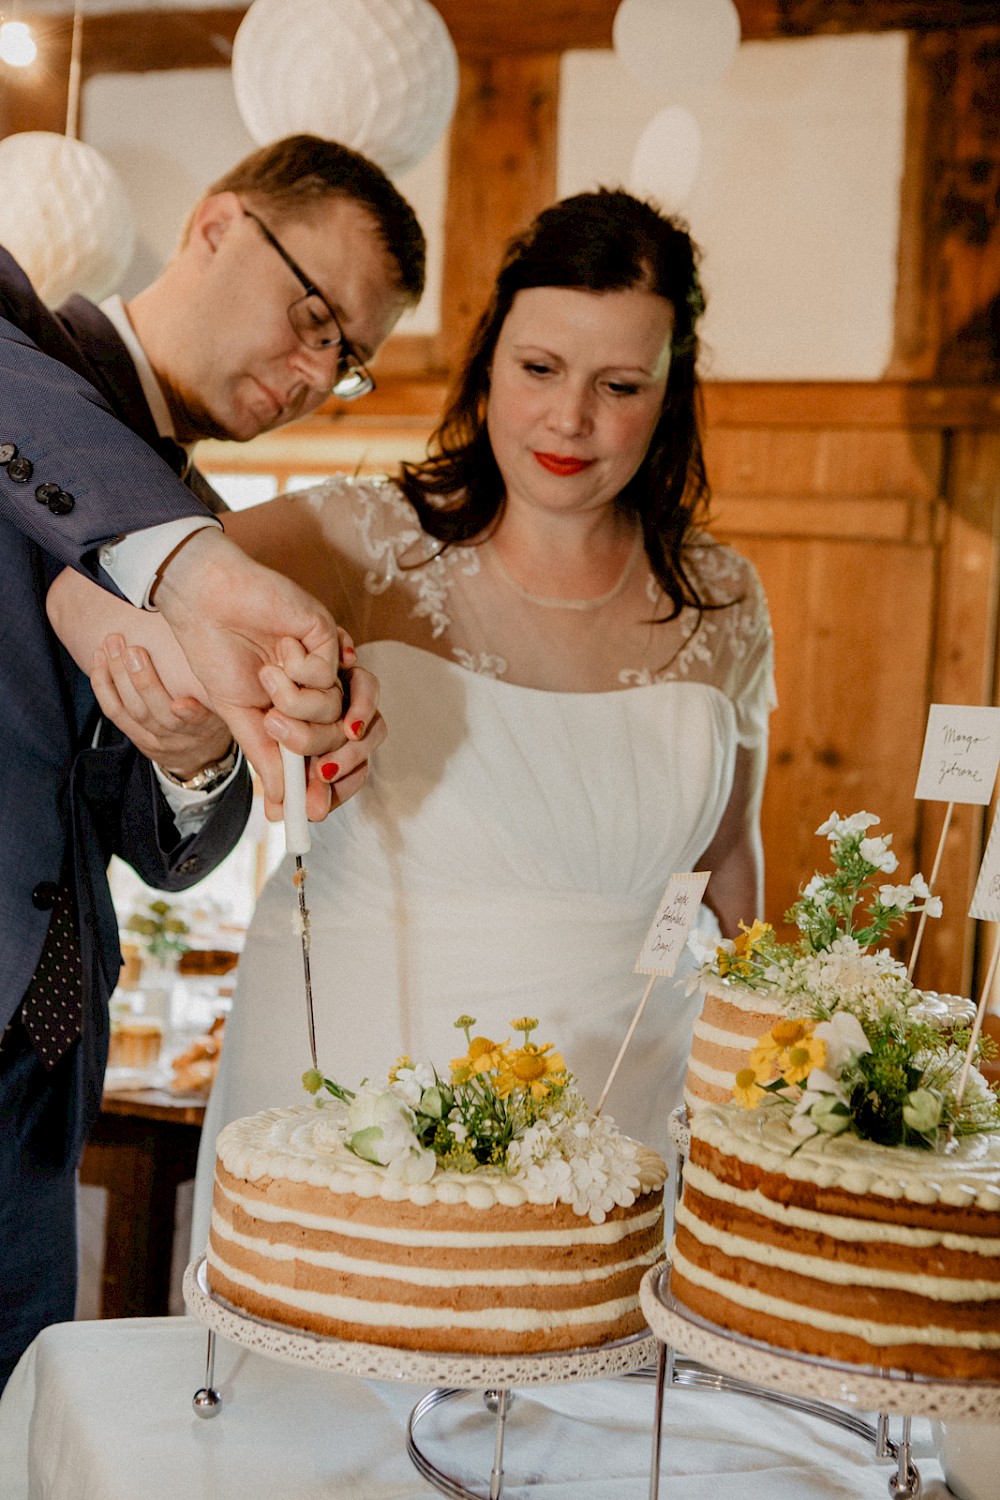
[970,801,1000,924]
[635,870,712,977]
[914,704,1000,805]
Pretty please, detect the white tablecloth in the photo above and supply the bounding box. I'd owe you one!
[0,1317,955,1500]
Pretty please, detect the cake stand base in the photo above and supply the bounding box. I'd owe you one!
[642,1262,1000,1500]
[184,1256,658,1498]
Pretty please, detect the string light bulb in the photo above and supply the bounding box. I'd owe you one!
[0,19,37,66]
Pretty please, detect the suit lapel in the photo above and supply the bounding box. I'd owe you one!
[56,294,229,513]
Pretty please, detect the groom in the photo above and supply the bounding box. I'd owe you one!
[0,134,426,1388]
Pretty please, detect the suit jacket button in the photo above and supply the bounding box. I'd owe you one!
[35,482,62,505]
[48,490,75,515]
[0,443,16,464]
[31,881,60,910]
[7,456,33,482]
[177,857,201,875]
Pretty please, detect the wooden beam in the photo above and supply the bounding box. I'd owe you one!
[437,53,559,372]
[889,26,1000,382]
[7,0,1000,88]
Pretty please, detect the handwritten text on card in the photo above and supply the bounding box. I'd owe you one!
[914,704,1000,806]
[970,802,1000,923]
[636,871,712,977]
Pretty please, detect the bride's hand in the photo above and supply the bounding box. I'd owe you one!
[257,636,386,821]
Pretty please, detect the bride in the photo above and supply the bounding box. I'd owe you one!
[49,189,774,1248]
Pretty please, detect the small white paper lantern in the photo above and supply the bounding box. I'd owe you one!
[232,0,459,179]
[0,133,134,307]
[613,0,740,101]
[629,107,701,213]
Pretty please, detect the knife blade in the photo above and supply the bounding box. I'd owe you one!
[279,745,316,1071]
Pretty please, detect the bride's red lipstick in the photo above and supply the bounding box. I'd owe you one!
[533,452,594,476]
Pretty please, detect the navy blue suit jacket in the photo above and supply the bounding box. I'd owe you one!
[0,249,251,1158]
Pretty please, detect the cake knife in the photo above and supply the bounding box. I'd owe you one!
[280,746,317,1071]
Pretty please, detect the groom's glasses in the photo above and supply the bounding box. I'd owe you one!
[242,206,376,401]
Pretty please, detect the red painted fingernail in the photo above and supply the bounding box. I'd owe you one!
[342,643,357,661]
[319,762,339,781]
[350,720,364,738]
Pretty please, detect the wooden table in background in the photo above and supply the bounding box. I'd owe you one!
[78,1086,206,1320]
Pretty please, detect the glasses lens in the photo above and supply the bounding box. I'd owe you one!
[288,292,342,350]
[331,365,375,401]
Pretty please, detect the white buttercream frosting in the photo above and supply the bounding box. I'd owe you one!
[690,1103,1000,1210]
[216,1105,666,1210]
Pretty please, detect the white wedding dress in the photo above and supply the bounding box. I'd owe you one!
[191,477,774,1251]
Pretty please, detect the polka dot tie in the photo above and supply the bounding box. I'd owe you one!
[21,881,84,1070]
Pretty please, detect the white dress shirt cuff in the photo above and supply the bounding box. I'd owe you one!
[99,517,221,609]
[153,750,244,838]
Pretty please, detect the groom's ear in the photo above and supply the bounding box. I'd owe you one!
[186,191,244,260]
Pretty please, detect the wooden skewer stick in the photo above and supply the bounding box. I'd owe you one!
[594,974,657,1118]
[907,800,954,981]
[954,937,1000,1108]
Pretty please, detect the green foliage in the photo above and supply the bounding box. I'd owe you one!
[124,898,190,962]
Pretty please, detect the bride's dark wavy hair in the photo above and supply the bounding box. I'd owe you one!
[399,188,712,621]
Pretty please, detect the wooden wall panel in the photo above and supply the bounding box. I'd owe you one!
[714,515,938,951]
[704,427,942,499]
[437,53,560,372]
[916,429,1000,991]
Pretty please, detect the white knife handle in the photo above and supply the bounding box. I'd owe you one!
[280,746,311,855]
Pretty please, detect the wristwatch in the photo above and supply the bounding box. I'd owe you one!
[159,743,239,794]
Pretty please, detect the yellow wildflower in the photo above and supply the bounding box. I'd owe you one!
[747,1039,780,1081]
[450,1035,508,1082]
[509,1016,539,1037]
[732,918,772,959]
[496,1044,566,1100]
[733,1066,768,1108]
[388,1055,413,1083]
[778,1028,826,1086]
[772,1018,808,1046]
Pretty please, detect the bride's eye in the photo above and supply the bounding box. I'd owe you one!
[605,380,642,397]
[521,360,554,377]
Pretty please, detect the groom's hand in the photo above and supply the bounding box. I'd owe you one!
[152,527,349,816]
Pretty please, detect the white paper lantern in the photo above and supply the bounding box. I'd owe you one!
[613,0,740,101]
[629,107,701,213]
[232,0,458,179]
[0,133,134,307]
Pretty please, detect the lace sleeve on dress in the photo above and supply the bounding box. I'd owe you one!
[669,542,777,748]
[731,565,777,747]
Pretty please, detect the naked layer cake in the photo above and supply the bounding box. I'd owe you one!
[205,1016,667,1355]
[670,1102,1000,1379]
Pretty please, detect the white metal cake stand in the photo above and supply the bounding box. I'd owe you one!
[183,1256,658,1499]
[647,1106,1000,1499]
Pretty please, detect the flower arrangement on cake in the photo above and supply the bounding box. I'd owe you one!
[690,811,1000,1149]
[301,1014,645,1223]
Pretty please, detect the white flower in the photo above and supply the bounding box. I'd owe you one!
[801,874,828,901]
[859,836,898,873]
[923,896,943,919]
[817,811,880,841]
[902,1088,942,1134]
[347,1085,433,1181]
[879,883,914,909]
[686,929,717,967]
[390,1063,434,1108]
[449,1119,468,1143]
[909,873,932,899]
[813,1011,871,1071]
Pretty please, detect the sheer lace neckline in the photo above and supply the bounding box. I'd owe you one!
[485,531,644,612]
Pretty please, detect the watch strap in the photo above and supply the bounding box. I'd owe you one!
[159,743,239,793]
